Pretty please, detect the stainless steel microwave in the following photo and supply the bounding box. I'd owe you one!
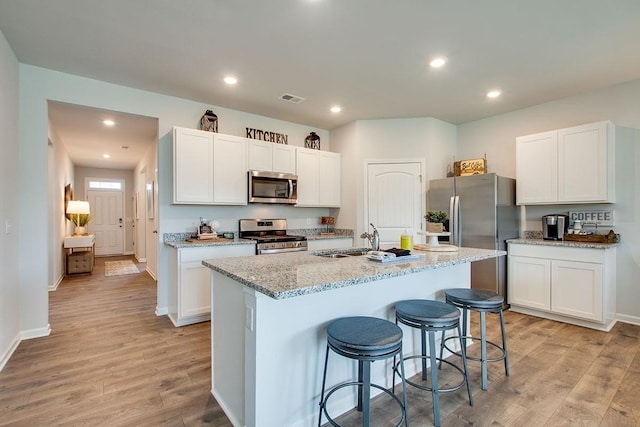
[248,170,298,204]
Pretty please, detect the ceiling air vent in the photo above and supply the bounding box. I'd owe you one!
[279,93,305,104]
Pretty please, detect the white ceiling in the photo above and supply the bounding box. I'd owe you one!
[3,1,640,168]
[48,102,157,169]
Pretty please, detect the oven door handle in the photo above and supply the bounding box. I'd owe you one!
[258,247,308,255]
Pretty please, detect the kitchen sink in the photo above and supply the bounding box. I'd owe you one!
[313,248,370,258]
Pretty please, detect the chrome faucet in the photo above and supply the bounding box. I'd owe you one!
[360,223,380,251]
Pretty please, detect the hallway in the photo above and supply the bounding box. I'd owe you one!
[0,256,230,426]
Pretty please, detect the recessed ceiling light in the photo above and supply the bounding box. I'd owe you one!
[103,154,111,159]
[330,106,342,113]
[429,57,447,68]
[103,119,115,126]
[487,90,502,99]
[224,76,238,85]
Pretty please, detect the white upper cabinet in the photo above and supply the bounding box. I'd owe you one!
[248,140,296,174]
[295,147,341,207]
[173,127,214,204]
[173,127,248,205]
[212,134,248,205]
[516,121,614,205]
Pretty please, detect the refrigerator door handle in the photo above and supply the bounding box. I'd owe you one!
[453,195,461,247]
[449,196,455,245]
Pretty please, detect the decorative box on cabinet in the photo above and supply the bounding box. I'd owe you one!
[64,235,95,276]
[516,121,614,205]
[507,242,616,331]
[295,147,341,207]
[167,244,255,327]
[173,127,248,205]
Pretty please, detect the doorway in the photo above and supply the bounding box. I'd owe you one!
[87,181,125,256]
[365,161,425,246]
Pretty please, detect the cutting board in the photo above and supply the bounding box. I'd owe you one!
[413,243,459,252]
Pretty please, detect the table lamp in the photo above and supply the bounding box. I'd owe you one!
[67,200,91,235]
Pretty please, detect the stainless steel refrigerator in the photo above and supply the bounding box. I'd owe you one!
[428,173,519,302]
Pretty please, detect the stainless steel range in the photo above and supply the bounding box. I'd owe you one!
[239,219,308,255]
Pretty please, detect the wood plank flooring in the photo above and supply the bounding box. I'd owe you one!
[1,256,639,426]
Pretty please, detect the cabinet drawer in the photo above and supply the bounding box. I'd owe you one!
[508,243,603,263]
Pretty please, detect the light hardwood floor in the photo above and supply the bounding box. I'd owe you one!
[1,257,639,426]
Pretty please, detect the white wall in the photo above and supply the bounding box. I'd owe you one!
[47,121,75,290]
[18,64,334,334]
[330,117,457,246]
[457,78,640,323]
[0,29,21,369]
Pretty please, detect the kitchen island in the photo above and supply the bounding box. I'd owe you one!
[203,247,505,427]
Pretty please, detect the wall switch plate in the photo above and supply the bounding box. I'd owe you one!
[5,220,11,234]
[245,306,254,332]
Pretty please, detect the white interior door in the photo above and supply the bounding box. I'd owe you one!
[366,162,423,246]
[88,190,124,256]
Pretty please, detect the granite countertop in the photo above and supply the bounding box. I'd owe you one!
[203,247,505,300]
[165,239,255,248]
[507,237,620,250]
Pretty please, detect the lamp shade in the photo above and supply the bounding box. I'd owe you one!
[67,200,90,215]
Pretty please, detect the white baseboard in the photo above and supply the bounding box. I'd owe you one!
[21,324,51,340]
[211,388,243,427]
[145,266,157,280]
[616,313,640,326]
[49,274,64,291]
[156,306,168,316]
[124,250,134,255]
[0,332,21,372]
[135,255,147,263]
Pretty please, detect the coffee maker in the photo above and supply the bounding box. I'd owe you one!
[542,214,569,240]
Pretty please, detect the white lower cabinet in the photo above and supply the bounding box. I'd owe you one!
[508,243,616,330]
[168,244,255,326]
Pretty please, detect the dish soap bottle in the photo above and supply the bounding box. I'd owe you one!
[400,229,413,250]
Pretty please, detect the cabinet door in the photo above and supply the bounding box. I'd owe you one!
[179,261,212,318]
[248,140,273,172]
[558,122,611,203]
[272,144,296,174]
[296,148,320,206]
[516,131,558,204]
[508,255,551,310]
[213,134,248,205]
[173,127,214,204]
[551,260,603,321]
[318,151,341,207]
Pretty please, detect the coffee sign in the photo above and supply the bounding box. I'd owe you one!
[569,210,614,226]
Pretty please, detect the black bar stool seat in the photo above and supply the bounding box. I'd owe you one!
[318,316,409,427]
[443,288,509,391]
[394,300,473,427]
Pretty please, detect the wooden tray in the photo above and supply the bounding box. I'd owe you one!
[562,230,618,243]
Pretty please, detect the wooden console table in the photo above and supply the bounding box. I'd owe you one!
[64,235,95,276]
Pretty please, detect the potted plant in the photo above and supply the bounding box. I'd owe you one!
[425,210,447,233]
[71,213,92,235]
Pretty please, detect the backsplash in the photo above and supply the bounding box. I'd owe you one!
[164,228,354,243]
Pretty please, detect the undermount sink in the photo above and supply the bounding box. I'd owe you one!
[313,248,370,258]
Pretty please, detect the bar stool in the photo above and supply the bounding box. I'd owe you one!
[318,316,409,427]
[442,288,509,391]
[393,300,473,427]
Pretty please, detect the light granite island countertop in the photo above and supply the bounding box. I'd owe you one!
[203,247,505,427]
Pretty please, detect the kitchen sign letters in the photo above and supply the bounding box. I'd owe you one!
[569,210,614,226]
[246,127,288,144]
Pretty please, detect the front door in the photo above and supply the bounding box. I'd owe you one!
[366,162,423,246]
[88,189,124,256]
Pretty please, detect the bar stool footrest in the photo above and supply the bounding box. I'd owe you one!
[443,335,507,363]
[394,355,467,393]
[320,381,407,427]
